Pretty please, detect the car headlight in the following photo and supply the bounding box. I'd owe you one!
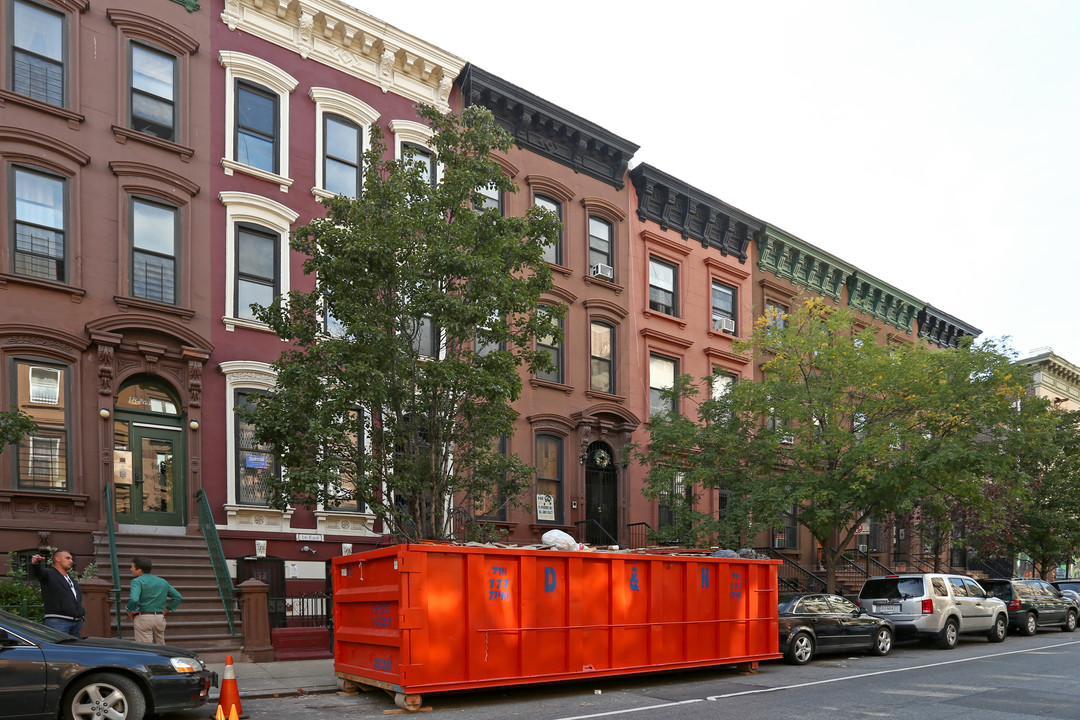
[170,657,202,673]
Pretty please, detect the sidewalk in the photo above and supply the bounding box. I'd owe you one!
[205,658,338,701]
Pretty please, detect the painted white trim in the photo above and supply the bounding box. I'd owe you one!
[309,87,379,196]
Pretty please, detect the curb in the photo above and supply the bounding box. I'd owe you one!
[209,684,340,702]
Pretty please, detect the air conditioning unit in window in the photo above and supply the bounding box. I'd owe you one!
[590,263,614,280]
[780,433,795,446]
[713,316,736,334]
[858,544,868,553]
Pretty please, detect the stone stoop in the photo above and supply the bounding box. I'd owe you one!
[91,531,244,660]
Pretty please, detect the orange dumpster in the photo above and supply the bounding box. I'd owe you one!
[333,544,781,709]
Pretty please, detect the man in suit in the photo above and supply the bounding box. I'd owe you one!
[30,550,85,637]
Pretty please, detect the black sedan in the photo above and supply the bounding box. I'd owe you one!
[779,592,894,665]
[0,609,216,720]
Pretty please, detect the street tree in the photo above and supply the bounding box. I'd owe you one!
[639,298,1034,591]
[242,104,562,542]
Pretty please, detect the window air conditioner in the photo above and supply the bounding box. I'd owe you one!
[858,544,868,553]
[780,433,794,445]
[590,263,614,280]
[713,316,736,334]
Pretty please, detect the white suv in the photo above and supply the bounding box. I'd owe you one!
[857,573,1008,649]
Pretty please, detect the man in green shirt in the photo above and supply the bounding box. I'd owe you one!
[126,556,182,645]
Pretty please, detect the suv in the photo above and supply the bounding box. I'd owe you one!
[1050,579,1080,604]
[981,578,1078,635]
[857,573,1008,649]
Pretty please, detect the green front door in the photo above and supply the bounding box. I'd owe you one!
[113,380,185,526]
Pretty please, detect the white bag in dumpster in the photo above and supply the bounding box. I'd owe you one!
[541,529,580,551]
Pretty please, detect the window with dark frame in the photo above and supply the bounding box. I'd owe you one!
[235,391,279,506]
[235,81,278,173]
[412,315,439,358]
[131,197,178,304]
[403,143,436,186]
[534,195,561,265]
[711,280,736,333]
[588,215,612,270]
[535,434,562,524]
[590,321,615,394]
[13,165,66,282]
[649,354,678,416]
[477,184,502,213]
[766,299,788,330]
[324,114,361,197]
[327,408,366,513]
[773,505,798,550]
[535,307,563,383]
[648,257,677,315]
[13,359,69,492]
[12,0,65,107]
[235,224,279,320]
[658,470,692,530]
[130,42,176,141]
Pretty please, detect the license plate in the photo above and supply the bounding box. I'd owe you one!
[875,603,901,614]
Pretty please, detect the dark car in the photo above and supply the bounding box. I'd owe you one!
[981,578,1078,635]
[1050,579,1080,605]
[0,609,216,720]
[779,592,894,665]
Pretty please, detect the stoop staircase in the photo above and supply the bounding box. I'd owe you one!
[91,531,243,661]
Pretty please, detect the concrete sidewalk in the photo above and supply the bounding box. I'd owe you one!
[205,658,338,701]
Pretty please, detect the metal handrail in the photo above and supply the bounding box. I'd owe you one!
[756,547,827,593]
[892,552,934,573]
[575,519,617,547]
[450,506,496,543]
[844,548,892,575]
[195,489,237,636]
[626,522,652,549]
[103,482,124,638]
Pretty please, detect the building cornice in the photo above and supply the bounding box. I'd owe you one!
[1019,351,1080,398]
[917,304,981,348]
[846,271,923,334]
[629,164,761,264]
[458,65,639,190]
[755,225,853,303]
[218,0,464,112]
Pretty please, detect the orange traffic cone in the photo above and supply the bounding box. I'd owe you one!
[213,706,224,720]
[216,655,247,719]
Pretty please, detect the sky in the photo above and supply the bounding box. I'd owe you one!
[346,0,1080,363]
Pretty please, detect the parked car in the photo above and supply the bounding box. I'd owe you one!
[981,578,1078,635]
[0,609,216,720]
[778,592,894,665]
[1050,579,1080,605]
[856,573,1008,649]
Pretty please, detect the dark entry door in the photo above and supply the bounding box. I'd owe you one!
[237,557,286,628]
[584,442,618,545]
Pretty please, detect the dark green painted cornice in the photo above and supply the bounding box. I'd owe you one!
[846,272,923,333]
[755,225,853,302]
[170,0,200,11]
[917,305,981,347]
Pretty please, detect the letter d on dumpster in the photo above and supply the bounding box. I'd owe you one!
[544,566,556,592]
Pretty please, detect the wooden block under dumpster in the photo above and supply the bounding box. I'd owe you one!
[333,544,781,708]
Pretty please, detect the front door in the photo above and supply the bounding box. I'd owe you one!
[584,442,618,545]
[113,379,185,526]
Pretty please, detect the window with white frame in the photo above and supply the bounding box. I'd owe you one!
[130,197,178,304]
[234,390,278,506]
[534,195,561,265]
[129,42,176,140]
[219,51,297,189]
[12,165,67,283]
[648,257,677,316]
[13,359,69,491]
[11,0,65,107]
[234,224,279,321]
[309,87,379,199]
[649,354,678,417]
[711,280,736,333]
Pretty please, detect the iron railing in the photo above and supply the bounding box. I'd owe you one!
[626,522,652,549]
[0,600,44,622]
[195,489,238,636]
[843,548,892,576]
[281,591,331,629]
[575,519,617,547]
[757,547,827,593]
[103,481,124,638]
[450,507,497,543]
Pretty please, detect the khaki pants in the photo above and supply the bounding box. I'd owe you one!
[133,613,167,644]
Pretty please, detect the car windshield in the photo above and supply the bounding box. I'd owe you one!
[860,577,924,600]
[981,580,1012,599]
[0,609,77,643]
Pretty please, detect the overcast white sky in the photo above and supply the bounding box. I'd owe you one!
[347,0,1080,363]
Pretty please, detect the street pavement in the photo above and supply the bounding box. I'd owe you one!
[205,658,338,702]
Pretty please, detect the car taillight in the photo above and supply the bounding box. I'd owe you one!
[922,599,933,615]
[1008,599,1020,611]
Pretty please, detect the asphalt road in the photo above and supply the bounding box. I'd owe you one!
[163,629,1080,719]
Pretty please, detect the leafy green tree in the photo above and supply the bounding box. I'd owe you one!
[0,408,35,455]
[639,298,1035,591]
[242,104,561,542]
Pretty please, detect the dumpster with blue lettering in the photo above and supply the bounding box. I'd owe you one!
[332,544,780,710]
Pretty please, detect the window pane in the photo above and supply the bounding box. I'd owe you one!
[536,311,562,383]
[15,169,64,228]
[237,279,274,320]
[712,282,735,317]
[236,393,276,505]
[132,200,176,254]
[14,169,65,282]
[237,132,275,173]
[590,322,614,393]
[132,44,174,100]
[237,229,276,280]
[649,258,676,315]
[591,322,612,360]
[29,366,60,404]
[237,85,276,172]
[133,251,175,303]
[13,1,64,105]
[14,1,63,59]
[650,355,677,416]
[535,435,561,523]
[589,216,611,267]
[326,116,359,162]
[325,158,357,197]
[535,196,561,264]
[16,361,68,491]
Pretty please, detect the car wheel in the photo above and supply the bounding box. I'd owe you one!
[870,626,893,656]
[935,618,959,649]
[1021,611,1038,636]
[785,631,814,665]
[986,614,1007,643]
[63,672,146,720]
[1064,610,1077,633]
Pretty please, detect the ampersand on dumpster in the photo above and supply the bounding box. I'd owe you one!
[630,566,640,591]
